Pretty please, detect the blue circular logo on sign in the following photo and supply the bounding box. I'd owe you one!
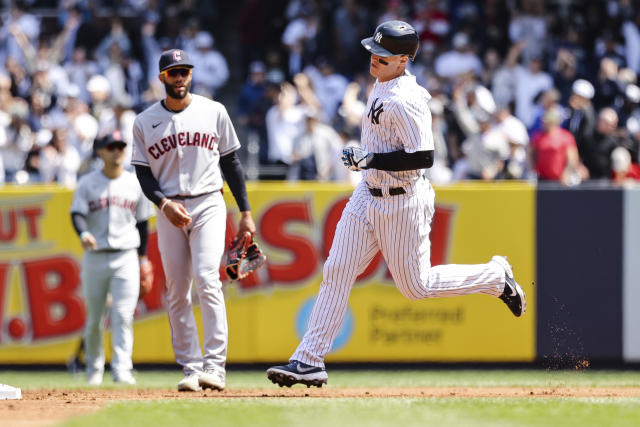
[296,297,354,352]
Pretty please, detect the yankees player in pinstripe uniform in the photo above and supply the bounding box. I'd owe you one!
[131,49,256,392]
[70,130,155,385]
[267,21,526,388]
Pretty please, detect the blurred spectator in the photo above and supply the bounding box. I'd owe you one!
[282,3,320,77]
[265,82,307,179]
[564,79,596,166]
[332,0,371,77]
[587,107,627,179]
[508,0,547,63]
[188,31,229,99]
[508,42,553,128]
[530,105,589,186]
[39,127,81,188]
[65,46,100,104]
[611,146,640,185]
[452,85,509,181]
[622,12,640,74]
[529,88,561,136]
[593,57,621,110]
[552,49,579,105]
[434,32,482,80]
[0,1,40,68]
[425,96,452,184]
[303,58,348,124]
[290,111,342,181]
[497,107,530,180]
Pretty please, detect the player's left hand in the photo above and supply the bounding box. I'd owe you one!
[237,211,257,237]
[139,257,154,300]
[342,147,373,171]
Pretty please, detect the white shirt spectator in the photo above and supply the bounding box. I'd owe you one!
[266,104,306,165]
[434,41,482,79]
[514,64,553,128]
[303,64,349,122]
[189,32,230,98]
[39,143,81,188]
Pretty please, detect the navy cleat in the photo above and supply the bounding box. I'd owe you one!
[266,360,328,388]
[492,256,526,317]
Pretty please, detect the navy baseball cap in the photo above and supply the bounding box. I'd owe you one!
[158,49,194,72]
[94,130,126,151]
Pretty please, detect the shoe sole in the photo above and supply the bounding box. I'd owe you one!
[177,384,201,392]
[266,368,328,388]
[199,382,225,391]
[492,256,526,316]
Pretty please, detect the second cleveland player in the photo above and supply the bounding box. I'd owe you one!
[132,49,256,392]
[267,21,526,388]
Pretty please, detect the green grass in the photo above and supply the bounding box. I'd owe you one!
[63,398,640,427]
[2,369,640,427]
[3,369,640,389]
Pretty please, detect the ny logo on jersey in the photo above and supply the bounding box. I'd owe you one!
[367,97,384,124]
[374,32,382,43]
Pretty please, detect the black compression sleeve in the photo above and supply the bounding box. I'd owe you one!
[219,150,251,212]
[367,149,434,171]
[136,220,149,257]
[71,212,89,237]
[134,165,167,207]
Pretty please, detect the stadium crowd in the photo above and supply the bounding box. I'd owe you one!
[1,0,640,187]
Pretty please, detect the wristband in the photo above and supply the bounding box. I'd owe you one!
[80,231,91,239]
[159,199,170,214]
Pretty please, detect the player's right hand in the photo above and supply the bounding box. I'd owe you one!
[163,200,192,228]
[80,233,98,251]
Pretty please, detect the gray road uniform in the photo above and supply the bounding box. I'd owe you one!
[70,170,154,380]
[131,94,240,376]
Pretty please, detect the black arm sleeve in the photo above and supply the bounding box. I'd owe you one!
[367,149,434,171]
[70,212,89,237]
[134,165,167,207]
[219,150,251,212]
[136,220,149,257]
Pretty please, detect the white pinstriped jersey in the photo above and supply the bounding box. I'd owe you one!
[131,94,241,197]
[361,71,434,188]
[70,170,154,250]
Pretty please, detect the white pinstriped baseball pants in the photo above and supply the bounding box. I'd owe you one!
[291,178,505,367]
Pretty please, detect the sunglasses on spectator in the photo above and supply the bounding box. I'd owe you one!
[105,143,126,151]
[162,68,192,78]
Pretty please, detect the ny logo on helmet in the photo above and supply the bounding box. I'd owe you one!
[173,50,182,61]
[374,32,382,43]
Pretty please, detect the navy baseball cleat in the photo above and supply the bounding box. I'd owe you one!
[492,256,526,317]
[267,360,328,388]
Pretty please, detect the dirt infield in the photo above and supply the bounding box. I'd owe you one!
[3,387,640,426]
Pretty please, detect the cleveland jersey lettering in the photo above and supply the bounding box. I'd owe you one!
[131,94,240,197]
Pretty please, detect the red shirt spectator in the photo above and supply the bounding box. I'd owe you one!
[531,127,577,180]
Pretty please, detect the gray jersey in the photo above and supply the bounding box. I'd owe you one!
[70,170,154,250]
[131,94,241,196]
[361,72,434,188]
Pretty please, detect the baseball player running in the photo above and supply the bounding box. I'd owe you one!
[267,21,526,388]
[131,49,256,392]
[70,130,155,385]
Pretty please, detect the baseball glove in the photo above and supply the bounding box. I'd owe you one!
[224,231,266,280]
[139,258,154,299]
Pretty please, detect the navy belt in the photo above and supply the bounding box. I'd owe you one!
[169,190,217,200]
[368,187,406,197]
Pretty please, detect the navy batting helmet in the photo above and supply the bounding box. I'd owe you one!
[361,20,419,60]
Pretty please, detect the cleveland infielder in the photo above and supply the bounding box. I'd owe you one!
[267,21,526,388]
[131,49,256,392]
[70,130,154,385]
